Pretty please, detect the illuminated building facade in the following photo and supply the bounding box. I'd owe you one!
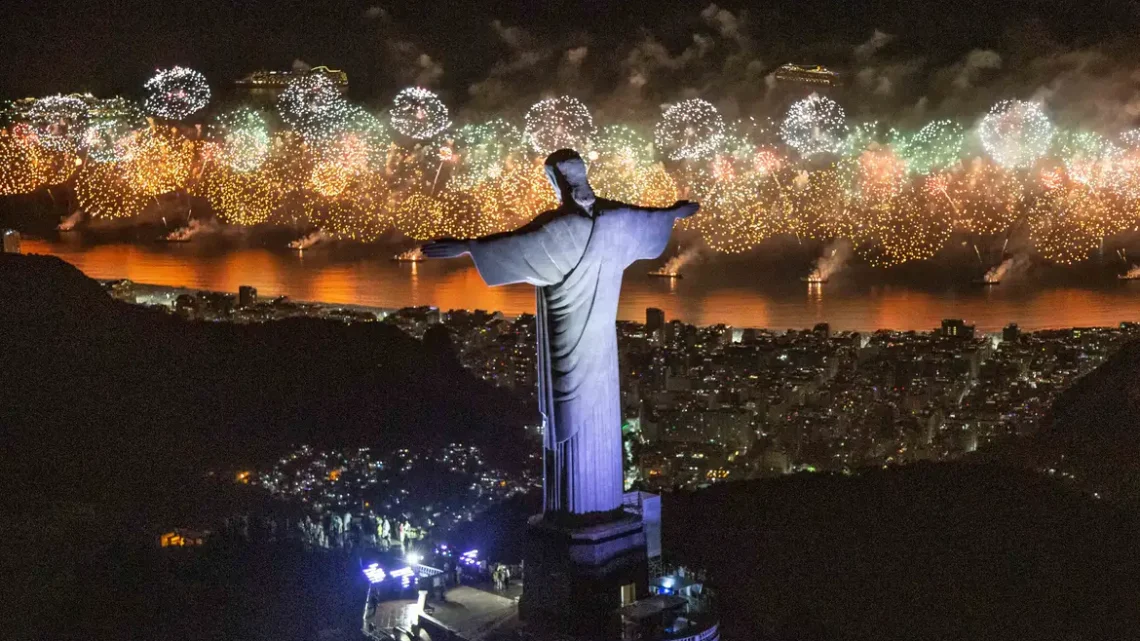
[942,318,976,339]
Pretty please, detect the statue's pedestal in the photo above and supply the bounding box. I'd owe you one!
[519,514,648,637]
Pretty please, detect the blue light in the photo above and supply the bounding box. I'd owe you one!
[390,566,415,588]
[363,563,387,584]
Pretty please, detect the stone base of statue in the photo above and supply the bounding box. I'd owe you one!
[519,513,649,638]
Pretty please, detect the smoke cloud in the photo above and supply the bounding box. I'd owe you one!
[56,211,82,231]
[326,4,1140,135]
[660,245,703,274]
[386,41,444,87]
[287,230,329,250]
[807,240,852,281]
[983,253,1031,283]
[362,6,387,21]
[854,30,896,62]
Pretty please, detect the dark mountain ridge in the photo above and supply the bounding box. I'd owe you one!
[664,463,1140,641]
[0,252,535,507]
[993,339,1140,503]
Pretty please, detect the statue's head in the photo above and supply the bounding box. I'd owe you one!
[544,149,596,214]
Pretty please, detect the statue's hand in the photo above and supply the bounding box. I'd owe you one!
[421,239,471,259]
[671,200,700,219]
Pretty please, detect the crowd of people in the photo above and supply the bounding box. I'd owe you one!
[217,510,425,554]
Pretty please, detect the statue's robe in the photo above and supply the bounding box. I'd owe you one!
[467,201,678,514]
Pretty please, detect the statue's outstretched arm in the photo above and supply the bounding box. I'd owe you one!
[422,211,580,287]
[616,200,700,264]
[630,200,699,219]
[420,237,471,259]
[421,210,559,259]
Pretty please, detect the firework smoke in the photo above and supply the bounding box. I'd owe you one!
[1119,264,1140,279]
[806,240,852,282]
[164,218,219,241]
[660,246,702,274]
[287,229,329,250]
[55,211,82,231]
[983,253,1030,283]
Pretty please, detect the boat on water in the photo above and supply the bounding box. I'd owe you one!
[392,249,425,262]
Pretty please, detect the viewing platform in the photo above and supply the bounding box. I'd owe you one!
[364,584,521,641]
[361,559,718,641]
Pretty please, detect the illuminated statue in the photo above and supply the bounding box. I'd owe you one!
[424,149,698,515]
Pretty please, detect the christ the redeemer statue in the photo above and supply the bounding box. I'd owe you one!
[424,149,698,516]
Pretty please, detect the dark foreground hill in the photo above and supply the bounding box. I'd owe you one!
[449,463,1140,640]
[0,252,541,640]
[0,252,535,507]
[664,463,1140,641]
[994,339,1140,504]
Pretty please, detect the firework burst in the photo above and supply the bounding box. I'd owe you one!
[654,99,725,161]
[524,96,594,155]
[781,94,848,158]
[979,99,1054,169]
[144,67,211,120]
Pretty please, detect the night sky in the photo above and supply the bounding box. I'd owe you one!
[5,0,1140,124]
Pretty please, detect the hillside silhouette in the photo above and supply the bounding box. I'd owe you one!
[991,339,1140,504]
[0,253,534,507]
[448,462,1140,640]
[664,463,1140,641]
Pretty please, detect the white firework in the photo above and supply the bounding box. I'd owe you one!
[1120,128,1140,150]
[278,74,350,142]
[389,87,451,140]
[780,94,848,158]
[654,98,725,160]
[524,96,595,155]
[143,67,211,120]
[82,117,136,163]
[211,108,271,172]
[978,99,1054,169]
[26,95,90,152]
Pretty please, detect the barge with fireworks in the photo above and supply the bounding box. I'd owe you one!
[392,248,425,263]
